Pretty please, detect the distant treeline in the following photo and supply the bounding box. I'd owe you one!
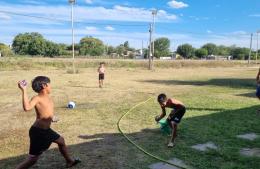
[0,32,257,60]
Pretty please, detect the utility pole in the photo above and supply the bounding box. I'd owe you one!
[248,33,253,64]
[151,9,157,65]
[69,0,76,73]
[149,23,152,70]
[141,40,144,59]
[256,31,260,62]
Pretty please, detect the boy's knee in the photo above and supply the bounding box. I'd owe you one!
[55,136,66,146]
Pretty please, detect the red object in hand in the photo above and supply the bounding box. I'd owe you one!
[20,80,27,87]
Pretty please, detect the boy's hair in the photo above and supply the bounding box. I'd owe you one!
[32,76,50,93]
[100,62,105,65]
[157,93,167,103]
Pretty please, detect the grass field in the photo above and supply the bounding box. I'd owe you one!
[0,58,259,169]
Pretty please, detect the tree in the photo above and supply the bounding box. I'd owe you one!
[154,37,170,58]
[231,47,250,60]
[216,45,231,56]
[67,43,80,51]
[116,45,125,56]
[12,32,46,55]
[202,43,217,55]
[58,43,70,55]
[0,43,13,57]
[107,46,116,55]
[195,48,208,58]
[123,41,129,49]
[79,37,104,56]
[143,48,148,59]
[44,41,61,57]
[177,44,194,58]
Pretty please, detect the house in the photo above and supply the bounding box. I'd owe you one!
[206,55,231,60]
[134,49,144,59]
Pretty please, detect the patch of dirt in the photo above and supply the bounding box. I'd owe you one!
[191,141,218,152]
[237,133,258,141]
[149,158,192,169]
[240,148,260,157]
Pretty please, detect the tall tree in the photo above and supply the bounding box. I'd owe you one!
[154,37,170,58]
[79,37,104,56]
[195,48,208,58]
[216,45,231,56]
[123,41,129,49]
[177,43,194,58]
[231,47,250,60]
[12,32,46,55]
[202,43,217,55]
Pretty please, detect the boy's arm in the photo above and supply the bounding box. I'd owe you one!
[22,93,39,111]
[18,81,39,111]
[155,107,166,122]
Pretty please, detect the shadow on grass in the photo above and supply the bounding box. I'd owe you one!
[139,78,256,89]
[236,92,257,98]
[187,107,226,111]
[0,105,260,169]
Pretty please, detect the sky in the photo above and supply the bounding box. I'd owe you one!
[0,0,260,50]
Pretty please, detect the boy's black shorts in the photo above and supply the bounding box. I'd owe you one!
[167,107,186,124]
[29,126,60,156]
[99,73,104,80]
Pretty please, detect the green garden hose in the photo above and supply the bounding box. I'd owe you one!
[117,97,187,169]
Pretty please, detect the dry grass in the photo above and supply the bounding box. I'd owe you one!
[0,57,254,71]
[0,59,259,169]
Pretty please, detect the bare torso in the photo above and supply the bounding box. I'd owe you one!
[33,95,54,129]
[98,67,105,74]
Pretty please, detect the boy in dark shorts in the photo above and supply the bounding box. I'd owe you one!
[16,76,80,169]
[97,62,105,88]
[155,93,186,148]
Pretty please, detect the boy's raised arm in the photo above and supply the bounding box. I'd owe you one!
[18,81,39,111]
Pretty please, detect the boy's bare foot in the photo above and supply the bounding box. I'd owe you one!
[66,158,81,168]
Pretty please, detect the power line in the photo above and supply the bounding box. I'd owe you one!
[0,10,148,27]
[0,10,257,39]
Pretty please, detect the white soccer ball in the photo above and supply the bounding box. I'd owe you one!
[67,101,76,109]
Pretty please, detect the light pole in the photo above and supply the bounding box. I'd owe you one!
[248,33,253,64]
[69,0,76,73]
[256,30,260,62]
[148,23,152,70]
[151,9,157,60]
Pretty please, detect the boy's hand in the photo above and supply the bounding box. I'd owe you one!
[155,115,160,122]
[52,116,59,123]
[18,80,27,91]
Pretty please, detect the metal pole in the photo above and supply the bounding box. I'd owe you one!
[149,23,152,70]
[152,14,155,59]
[256,32,259,62]
[71,2,75,73]
[69,0,76,73]
[152,10,157,62]
[248,33,253,64]
[141,40,143,59]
